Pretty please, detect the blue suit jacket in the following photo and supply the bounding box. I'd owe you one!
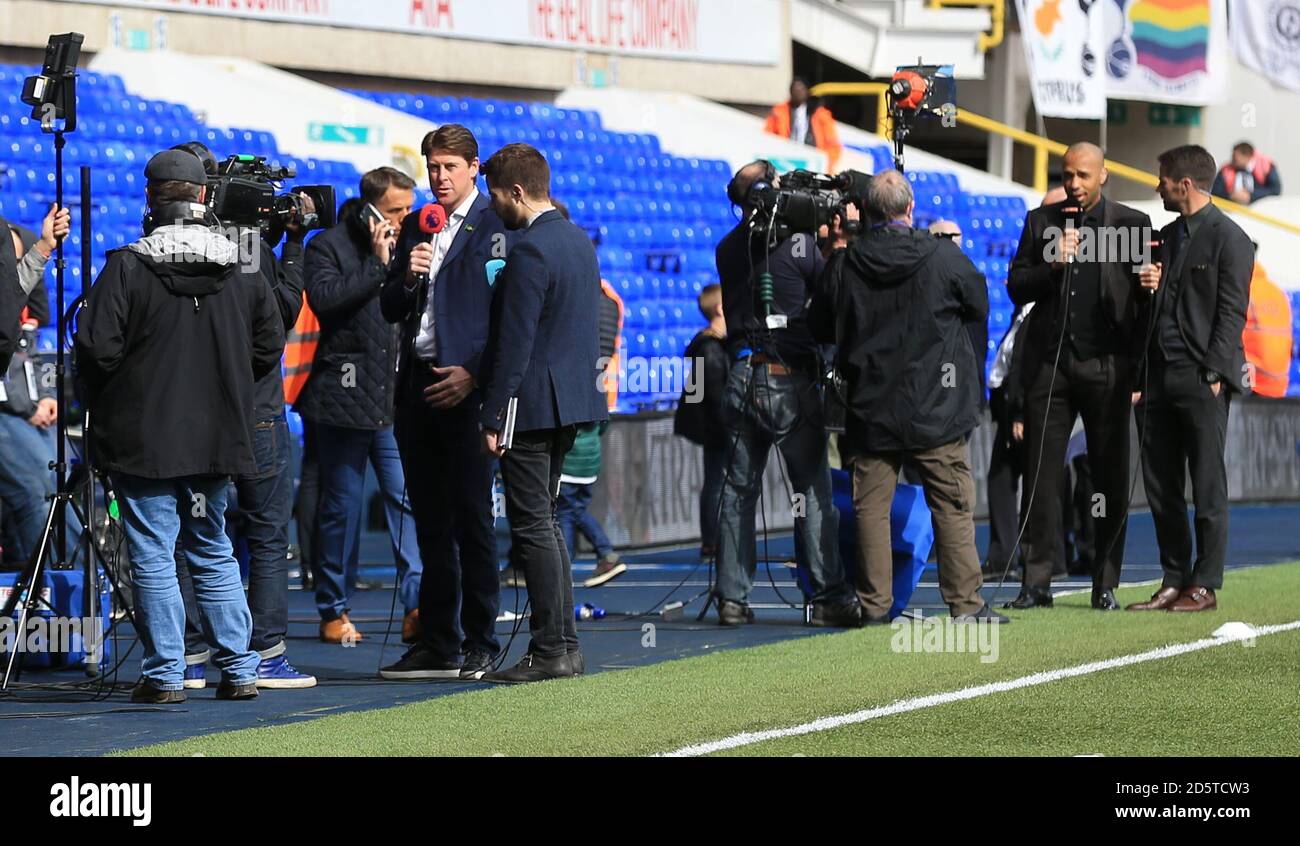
[479,209,608,434]
[381,193,515,404]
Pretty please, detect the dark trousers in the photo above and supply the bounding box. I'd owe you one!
[1136,358,1231,590]
[180,415,294,660]
[1021,348,1132,592]
[395,387,500,661]
[984,386,1024,571]
[294,419,321,587]
[499,426,578,659]
[699,443,726,553]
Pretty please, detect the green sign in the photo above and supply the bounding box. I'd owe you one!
[1147,104,1201,127]
[1107,101,1128,125]
[307,122,383,145]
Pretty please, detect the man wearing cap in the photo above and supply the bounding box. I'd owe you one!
[75,150,284,703]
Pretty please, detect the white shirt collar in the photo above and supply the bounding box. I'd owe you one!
[448,191,478,222]
[526,205,556,228]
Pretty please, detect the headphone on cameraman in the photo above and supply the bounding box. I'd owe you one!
[727,159,778,208]
[141,142,219,235]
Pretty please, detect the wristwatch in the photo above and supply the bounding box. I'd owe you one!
[1203,370,1222,384]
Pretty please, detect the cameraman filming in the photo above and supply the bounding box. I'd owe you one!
[810,170,1006,624]
[166,142,317,690]
[712,161,861,628]
[75,150,284,703]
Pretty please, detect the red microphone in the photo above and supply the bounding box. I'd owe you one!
[414,203,448,285]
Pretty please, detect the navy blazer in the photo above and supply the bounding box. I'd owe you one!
[381,193,516,404]
[478,209,608,434]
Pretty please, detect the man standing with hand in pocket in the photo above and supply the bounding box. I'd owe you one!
[1129,145,1254,613]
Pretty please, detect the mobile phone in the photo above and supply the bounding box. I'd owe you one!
[361,202,395,238]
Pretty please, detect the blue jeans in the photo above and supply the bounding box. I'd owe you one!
[179,416,294,660]
[556,482,613,560]
[113,474,259,690]
[314,423,422,620]
[0,414,80,567]
[716,360,851,605]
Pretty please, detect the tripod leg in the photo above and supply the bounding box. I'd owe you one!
[1,493,67,689]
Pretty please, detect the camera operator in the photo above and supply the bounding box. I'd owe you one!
[166,142,317,690]
[298,167,423,645]
[810,170,1006,624]
[711,160,861,628]
[74,150,284,703]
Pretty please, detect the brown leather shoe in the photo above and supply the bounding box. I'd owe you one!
[1126,586,1182,611]
[401,609,421,644]
[320,613,363,644]
[1169,586,1217,613]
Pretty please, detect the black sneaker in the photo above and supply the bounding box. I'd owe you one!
[953,603,1011,624]
[717,599,755,627]
[130,681,186,704]
[460,649,494,680]
[568,650,586,676]
[481,652,574,684]
[380,643,464,680]
[808,598,864,628]
[215,680,259,700]
[500,566,526,589]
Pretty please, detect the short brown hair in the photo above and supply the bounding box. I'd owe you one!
[421,124,479,162]
[360,166,416,205]
[482,143,551,199]
[697,284,722,320]
[1157,144,1216,192]
[147,179,203,208]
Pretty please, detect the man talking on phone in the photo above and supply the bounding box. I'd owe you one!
[379,126,517,681]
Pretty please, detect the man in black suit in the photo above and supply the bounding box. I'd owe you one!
[378,125,517,682]
[1006,142,1153,611]
[1128,145,1254,613]
[477,143,607,683]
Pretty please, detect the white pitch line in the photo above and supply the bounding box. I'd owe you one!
[657,619,1300,757]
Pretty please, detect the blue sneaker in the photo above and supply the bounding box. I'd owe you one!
[183,663,207,690]
[256,655,317,689]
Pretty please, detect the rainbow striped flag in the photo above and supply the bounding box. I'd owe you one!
[1130,0,1210,80]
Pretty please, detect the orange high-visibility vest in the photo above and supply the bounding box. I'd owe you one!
[1243,262,1292,398]
[283,294,320,407]
[764,101,843,171]
[600,278,624,411]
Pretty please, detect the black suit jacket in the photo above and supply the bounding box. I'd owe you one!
[478,209,608,434]
[1007,198,1153,391]
[1146,203,1254,393]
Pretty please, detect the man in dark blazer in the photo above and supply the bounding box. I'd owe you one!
[1006,142,1153,612]
[477,143,608,684]
[1128,145,1254,613]
[379,125,517,681]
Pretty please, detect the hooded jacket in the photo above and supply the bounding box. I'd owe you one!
[74,224,283,479]
[810,225,988,453]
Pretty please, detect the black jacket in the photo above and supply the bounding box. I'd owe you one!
[810,226,988,453]
[1145,203,1254,392]
[479,209,608,434]
[74,224,283,479]
[297,215,401,429]
[1008,198,1152,391]
[250,236,304,422]
[0,214,23,373]
[674,330,729,449]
